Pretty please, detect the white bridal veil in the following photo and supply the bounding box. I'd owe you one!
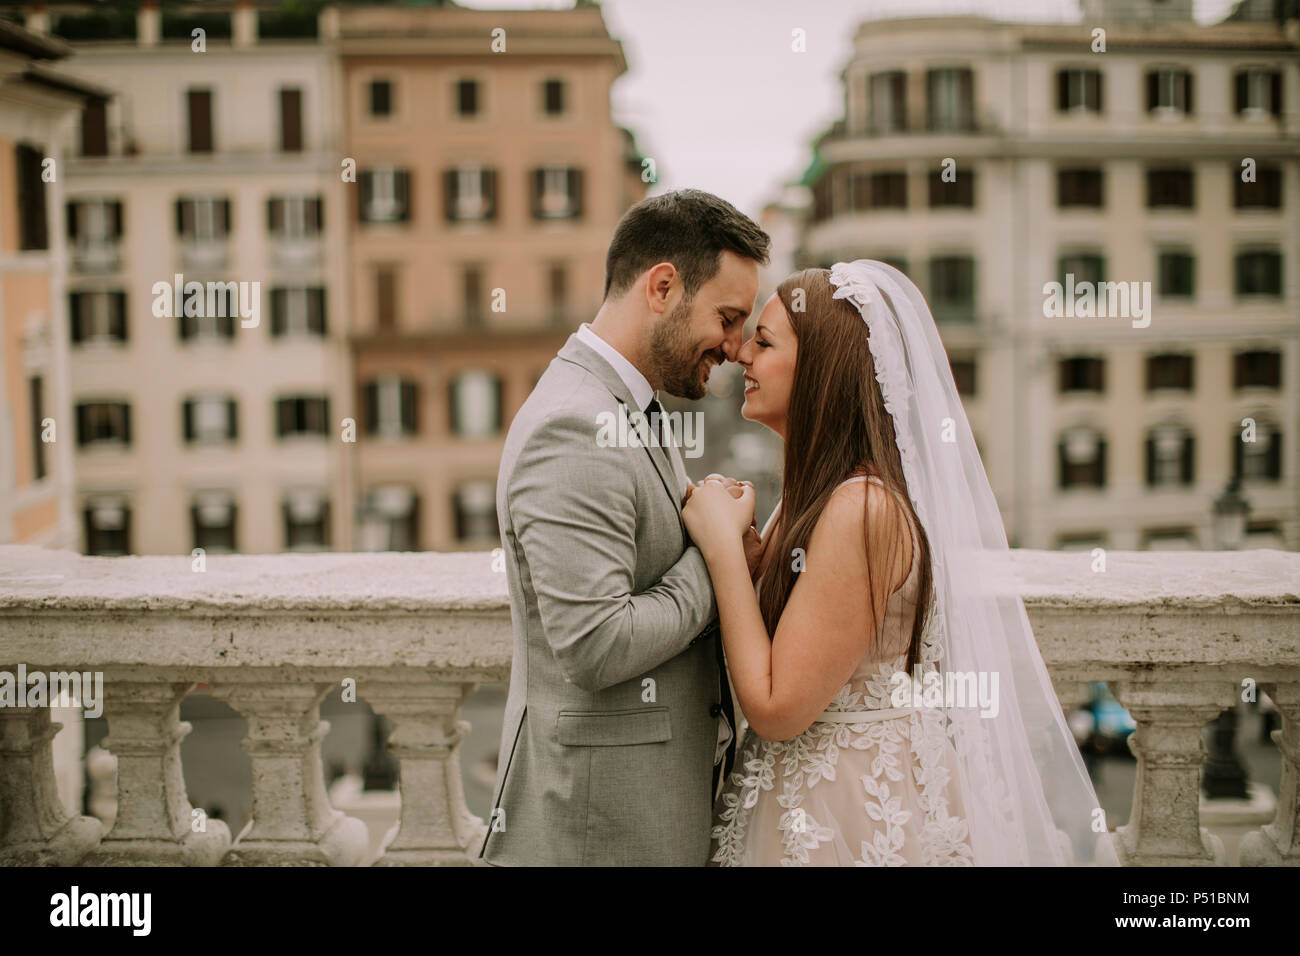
[827,259,1119,866]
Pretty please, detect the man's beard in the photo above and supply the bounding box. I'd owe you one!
[648,297,717,400]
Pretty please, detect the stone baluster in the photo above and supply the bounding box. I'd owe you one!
[1241,682,1300,866]
[368,680,487,866]
[0,705,103,865]
[215,681,368,866]
[1109,680,1231,865]
[82,681,230,865]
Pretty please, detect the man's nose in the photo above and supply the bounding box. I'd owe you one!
[721,322,744,362]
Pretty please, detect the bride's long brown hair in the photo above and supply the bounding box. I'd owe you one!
[755,268,933,676]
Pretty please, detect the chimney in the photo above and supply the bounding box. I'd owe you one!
[233,1,258,48]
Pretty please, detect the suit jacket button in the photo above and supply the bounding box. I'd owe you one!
[710,703,722,717]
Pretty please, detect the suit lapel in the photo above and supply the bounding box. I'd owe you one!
[557,334,688,519]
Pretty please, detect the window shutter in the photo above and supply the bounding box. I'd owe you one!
[76,405,89,446]
[1183,72,1194,114]
[121,403,132,445]
[271,289,285,336]
[395,170,410,222]
[218,199,231,237]
[401,381,418,433]
[276,398,293,437]
[449,380,460,434]
[1267,430,1281,478]
[311,197,322,232]
[112,292,127,341]
[484,169,497,220]
[70,294,84,343]
[1091,70,1102,112]
[66,202,79,240]
[279,88,303,153]
[320,398,330,435]
[1233,431,1243,479]
[178,312,191,341]
[1096,439,1106,487]
[226,399,238,440]
[1235,72,1248,113]
[176,199,186,235]
[267,197,282,234]
[183,400,195,442]
[1057,71,1068,110]
[1057,441,1068,489]
[310,288,326,335]
[112,201,123,238]
[1145,437,1155,486]
[531,168,544,219]
[1269,71,1282,116]
[1181,435,1195,485]
[444,169,458,221]
[81,100,108,157]
[493,376,504,432]
[363,382,378,434]
[358,171,373,221]
[1146,71,1158,110]
[567,169,582,218]
[218,311,235,338]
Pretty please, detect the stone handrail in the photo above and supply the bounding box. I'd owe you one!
[0,544,1296,866]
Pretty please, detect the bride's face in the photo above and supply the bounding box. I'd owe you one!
[737,293,796,438]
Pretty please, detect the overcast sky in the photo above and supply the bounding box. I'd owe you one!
[461,0,1240,218]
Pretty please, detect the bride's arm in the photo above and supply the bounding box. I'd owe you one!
[690,480,904,741]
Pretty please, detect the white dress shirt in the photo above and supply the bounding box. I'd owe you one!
[575,322,733,766]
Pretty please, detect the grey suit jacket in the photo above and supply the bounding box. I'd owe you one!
[476,333,724,866]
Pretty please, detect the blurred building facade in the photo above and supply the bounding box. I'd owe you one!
[796,1,1299,550]
[0,21,103,548]
[11,0,646,554]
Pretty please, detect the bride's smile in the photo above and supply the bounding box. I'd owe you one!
[737,292,797,438]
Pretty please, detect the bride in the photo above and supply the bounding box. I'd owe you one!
[681,260,1119,866]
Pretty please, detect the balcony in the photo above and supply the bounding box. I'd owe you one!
[0,545,1296,866]
[72,238,121,274]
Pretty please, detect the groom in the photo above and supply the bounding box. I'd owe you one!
[477,189,770,866]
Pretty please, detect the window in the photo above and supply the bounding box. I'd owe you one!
[1057,168,1104,207]
[183,395,237,444]
[455,481,499,544]
[269,288,326,337]
[1057,252,1105,287]
[1234,68,1281,117]
[1057,68,1102,113]
[191,491,236,553]
[274,396,329,438]
[1147,167,1194,207]
[177,298,235,342]
[868,71,906,133]
[358,485,418,551]
[1142,527,1198,550]
[1145,425,1195,487]
[450,370,502,438]
[76,401,131,446]
[548,263,569,326]
[870,172,907,209]
[543,79,565,115]
[928,169,974,208]
[443,167,497,221]
[175,196,230,241]
[369,80,392,117]
[29,376,46,481]
[16,143,48,251]
[1058,357,1105,393]
[375,265,398,330]
[84,495,130,555]
[67,198,124,272]
[1234,164,1282,209]
[949,357,976,397]
[267,195,323,236]
[283,489,329,550]
[1234,350,1281,389]
[1146,354,1194,391]
[1157,251,1195,298]
[1235,250,1282,297]
[80,100,108,157]
[69,291,128,344]
[1056,532,1107,551]
[359,168,410,223]
[928,257,975,322]
[531,167,583,220]
[457,79,478,116]
[363,376,418,437]
[1058,426,1106,489]
[279,87,303,152]
[187,88,214,153]
[1236,422,1282,482]
[926,68,974,131]
[1146,68,1193,114]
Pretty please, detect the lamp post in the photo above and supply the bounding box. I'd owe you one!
[1203,477,1251,800]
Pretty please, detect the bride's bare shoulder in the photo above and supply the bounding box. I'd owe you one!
[813,478,911,586]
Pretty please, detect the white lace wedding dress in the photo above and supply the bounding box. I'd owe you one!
[709,475,975,866]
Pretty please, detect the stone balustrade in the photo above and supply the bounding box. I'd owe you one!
[0,544,1296,866]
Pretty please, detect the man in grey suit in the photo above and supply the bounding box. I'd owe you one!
[478,190,770,865]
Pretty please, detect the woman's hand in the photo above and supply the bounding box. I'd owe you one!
[682,476,756,560]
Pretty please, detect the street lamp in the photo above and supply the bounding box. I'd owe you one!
[1203,476,1251,800]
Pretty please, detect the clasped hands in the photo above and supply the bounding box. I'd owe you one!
[681,474,762,577]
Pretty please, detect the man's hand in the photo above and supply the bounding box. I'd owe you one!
[683,475,760,576]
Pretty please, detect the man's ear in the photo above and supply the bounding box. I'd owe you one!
[643,262,677,316]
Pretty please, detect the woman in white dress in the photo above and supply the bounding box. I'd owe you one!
[681,261,1118,867]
